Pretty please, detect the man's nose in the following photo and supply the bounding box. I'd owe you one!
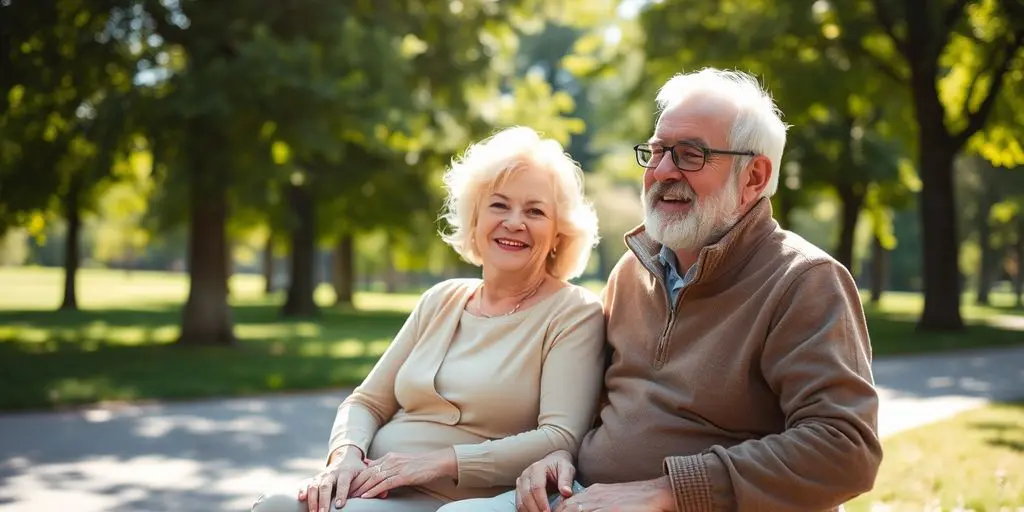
[650,155,685,183]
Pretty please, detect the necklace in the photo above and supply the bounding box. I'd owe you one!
[476,279,544,318]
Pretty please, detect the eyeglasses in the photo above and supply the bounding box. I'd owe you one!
[633,142,756,172]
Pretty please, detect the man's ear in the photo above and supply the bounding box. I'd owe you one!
[741,156,772,205]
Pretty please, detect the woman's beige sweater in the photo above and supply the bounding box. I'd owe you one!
[328,279,606,501]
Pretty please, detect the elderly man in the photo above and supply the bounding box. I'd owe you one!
[439,67,882,512]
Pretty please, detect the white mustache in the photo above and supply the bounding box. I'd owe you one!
[646,181,697,203]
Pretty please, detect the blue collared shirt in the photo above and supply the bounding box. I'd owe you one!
[659,245,699,305]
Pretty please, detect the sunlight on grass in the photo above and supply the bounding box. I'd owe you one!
[234,322,323,340]
[48,377,140,404]
[0,266,424,312]
[861,290,1021,321]
[0,323,179,348]
[848,402,1024,512]
[0,325,46,343]
[325,339,389,358]
[0,267,198,309]
[354,291,421,312]
[368,339,392,354]
[265,373,285,389]
[77,322,178,345]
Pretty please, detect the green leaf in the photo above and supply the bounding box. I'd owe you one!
[990,200,1019,224]
[7,86,25,109]
[271,141,291,165]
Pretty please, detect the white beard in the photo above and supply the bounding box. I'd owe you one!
[642,173,742,252]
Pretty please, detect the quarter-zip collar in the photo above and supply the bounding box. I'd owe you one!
[624,197,777,296]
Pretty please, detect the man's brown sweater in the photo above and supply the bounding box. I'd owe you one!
[576,198,882,511]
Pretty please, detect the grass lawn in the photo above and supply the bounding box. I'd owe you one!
[0,266,1022,411]
[0,267,419,411]
[862,292,1024,357]
[847,401,1024,511]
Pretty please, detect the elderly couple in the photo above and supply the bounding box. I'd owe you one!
[252,68,882,512]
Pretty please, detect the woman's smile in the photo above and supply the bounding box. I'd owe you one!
[494,237,530,251]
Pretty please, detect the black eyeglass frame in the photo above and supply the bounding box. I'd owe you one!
[633,142,757,172]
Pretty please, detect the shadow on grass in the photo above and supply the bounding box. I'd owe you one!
[969,403,1024,453]
[0,303,410,411]
[848,400,1024,512]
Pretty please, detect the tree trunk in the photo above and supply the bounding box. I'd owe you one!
[282,183,319,317]
[913,71,964,330]
[263,231,275,294]
[774,190,794,229]
[595,243,610,281]
[383,234,398,294]
[870,234,888,304]
[124,245,135,277]
[225,240,234,294]
[975,189,997,305]
[59,175,82,311]
[333,233,355,306]
[834,181,864,275]
[1016,214,1024,308]
[179,166,235,346]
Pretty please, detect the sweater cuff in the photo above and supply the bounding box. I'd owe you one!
[663,454,715,512]
[325,443,366,466]
[452,443,494,488]
[327,430,372,461]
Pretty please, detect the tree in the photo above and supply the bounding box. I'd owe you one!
[957,154,1000,304]
[280,176,320,316]
[315,142,426,307]
[864,173,917,301]
[785,111,908,273]
[989,196,1024,306]
[1,0,137,310]
[978,164,1024,305]
[130,0,402,342]
[829,0,1024,330]
[954,154,1024,306]
[306,3,593,311]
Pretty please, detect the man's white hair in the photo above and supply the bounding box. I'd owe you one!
[655,68,789,198]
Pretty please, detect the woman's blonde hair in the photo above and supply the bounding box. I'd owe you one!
[439,126,599,281]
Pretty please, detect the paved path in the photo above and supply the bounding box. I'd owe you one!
[1,345,1023,512]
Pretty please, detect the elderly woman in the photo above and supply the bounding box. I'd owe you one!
[252,126,606,512]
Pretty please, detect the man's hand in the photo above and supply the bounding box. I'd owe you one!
[554,476,674,512]
[297,446,366,512]
[515,449,576,512]
[348,449,457,499]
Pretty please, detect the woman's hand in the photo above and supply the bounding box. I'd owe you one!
[298,446,367,512]
[348,449,458,499]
